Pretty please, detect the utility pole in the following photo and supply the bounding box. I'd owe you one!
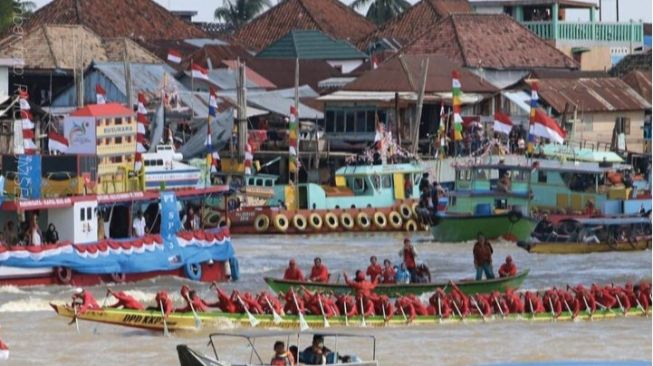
[412,57,429,155]
[237,59,248,162]
[293,57,299,185]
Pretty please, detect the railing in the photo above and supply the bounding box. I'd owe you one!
[522,21,644,44]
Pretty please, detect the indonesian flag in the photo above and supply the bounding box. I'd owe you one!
[167,49,182,64]
[48,131,69,153]
[136,134,147,153]
[530,108,566,144]
[206,88,219,173]
[244,140,253,175]
[19,89,35,154]
[191,62,209,80]
[135,92,149,170]
[493,111,513,135]
[96,84,106,104]
[20,110,34,129]
[451,70,463,141]
[0,339,8,360]
[18,90,30,110]
[208,87,217,118]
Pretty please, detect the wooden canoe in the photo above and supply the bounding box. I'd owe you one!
[518,240,651,254]
[50,303,649,333]
[264,270,529,297]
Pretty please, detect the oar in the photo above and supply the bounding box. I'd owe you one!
[561,296,576,321]
[72,305,80,333]
[494,297,505,320]
[264,296,283,324]
[471,295,487,322]
[159,300,170,337]
[381,301,387,325]
[359,297,367,327]
[615,294,626,316]
[581,295,593,320]
[451,299,465,323]
[291,291,309,331]
[436,296,443,323]
[547,296,556,321]
[184,294,202,329]
[317,296,330,328]
[398,303,408,324]
[236,295,260,327]
[343,300,349,326]
[93,290,110,334]
[634,298,648,317]
[527,297,535,320]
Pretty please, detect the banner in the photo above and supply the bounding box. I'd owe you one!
[0,176,5,206]
[63,116,96,154]
[18,155,41,199]
[160,191,181,241]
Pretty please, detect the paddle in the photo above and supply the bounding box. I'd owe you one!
[343,299,349,326]
[317,295,330,328]
[398,303,408,324]
[71,304,80,333]
[546,296,556,321]
[93,289,110,334]
[634,298,648,317]
[581,295,593,320]
[494,297,505,320]
[264,296,283,324]
[436,296,443,323]
[159,300,170,337]
[291,291,309,331]
[359,297,367,327]
[471,295,487,322]
[451,299,465,323]
[184,293,202,329]
[527,297,535,320]
[561,296,576,321]
[381,301,387,325]
[614,294,626,316]
[236,295,260,327]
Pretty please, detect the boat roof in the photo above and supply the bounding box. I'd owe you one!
[453,163,534,171]
[209,330,376,340]
[570,217,651,226]
[335,162,423,176]
[542,144,625,163]
[534,159,621,174]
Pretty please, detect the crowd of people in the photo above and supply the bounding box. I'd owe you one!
[0,214,60,247]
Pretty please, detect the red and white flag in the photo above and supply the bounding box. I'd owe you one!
[96,84,106,104]
[19,90,36,154]
[530,108,566,144]
[191,62,209,81]
[167,49,182,64]
[0,339,8,360]
[135,92,149,170]
[493,111,513,135]
[244,140,253,175]
[48,131,69,153]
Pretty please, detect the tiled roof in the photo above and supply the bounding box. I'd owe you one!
[233,0,376,52]
[11,0,205,41]
[621,70,652,102]
[240,58,342,91]
[257,30,367,60]
[136,39,201,71]
[221,60,277,89]
[358,0,472,49]
[402,14,578,70]
[344,54,497,93]
[181,44,254,71]
[70,103,134,117]
[535,77,651,113]
[610,50,652,76]
[0,25,161,70]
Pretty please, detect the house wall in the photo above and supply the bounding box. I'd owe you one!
[326,60,364,74]
[0,66,8,99]
[571,110,646,152]
[556,45,612,71]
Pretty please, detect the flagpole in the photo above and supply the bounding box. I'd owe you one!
[293,57,299,186]
[190,58,194,121]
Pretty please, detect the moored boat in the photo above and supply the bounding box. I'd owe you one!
[264,270,529,296]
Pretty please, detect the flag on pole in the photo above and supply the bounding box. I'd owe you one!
[95,84,106,104]
[191,62,209,80]
[288,106,299,174]
[48,131,69,153]
[0,338,9,360]
[493,111,513,135]
[244,140,253,175]
[167,49,182,64]
[438,100,446,133]
[530,108,566,144]
[529,81,539,142]
[19,89,36,154]
[451,70,463,141]
[206,88,220,173]
[134,92,149,171]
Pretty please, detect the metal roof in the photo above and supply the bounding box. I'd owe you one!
[182,69,262,90]
[257,30,368,60]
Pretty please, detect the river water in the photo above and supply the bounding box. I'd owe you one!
[0,233,651,365]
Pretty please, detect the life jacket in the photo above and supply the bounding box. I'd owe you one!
[271,352,294,366]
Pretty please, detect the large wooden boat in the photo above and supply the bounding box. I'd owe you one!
[263,270,529,297]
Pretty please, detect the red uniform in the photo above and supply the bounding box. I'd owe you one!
[336,295,358,317]
[498,261,517,278]
[374,296,395,320]
[524,292,545,314]
[428,290,452,318]
[381,266,396,284]
[177,293,209,312]
[309,264,329,283]
[574,286,596,314]
[366,263,383,282]
[283,267,305,281]
[407,295,429,316]
[542,290,562,316]
[242,292,265,314]
[402,247,416,270]
[472,295,492,317]
[72,290,100,315]
[505,289,524,314]
[108,290,144,310]
[212,288,238,313]
[283,290,305,315]
[257,292,284,315]
[489,291,509,315]
[344,273,379,299]
[155,291,174,318]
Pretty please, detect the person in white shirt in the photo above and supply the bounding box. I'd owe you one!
[29,214,42,246]
[132,210,146,238]
[181,207,200,231]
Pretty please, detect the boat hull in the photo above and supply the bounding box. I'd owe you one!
[518,240,651,254]
[264,270,529,297]
[51,303,649,332]
[430,213,537,242]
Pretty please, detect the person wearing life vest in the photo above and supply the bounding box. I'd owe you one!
[107,289,144,310]
[366,256,383,282]
[71,288,100,315]
[344,271,378,316]
[257,291,285,315]
[177,290,209,312]
[154,291,174,318]
[208,285,238,313]
[428,288,452,318]
[504,288,524,314]
[283,259,305,281]
[271,340,296,366]
[301,335,333,365]
[498,256,517,278]
[309,257,329,283]
[381,259,396,283]
[398,238,418,282]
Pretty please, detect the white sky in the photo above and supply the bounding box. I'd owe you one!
[31,0,652,23]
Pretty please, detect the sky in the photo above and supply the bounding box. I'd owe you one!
[31,0,652,23]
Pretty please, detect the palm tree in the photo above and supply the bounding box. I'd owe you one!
[214,0,272,31]
[350,0,411,25]
[0,0,35,34]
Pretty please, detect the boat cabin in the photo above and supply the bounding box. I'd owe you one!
[142,144,201,190]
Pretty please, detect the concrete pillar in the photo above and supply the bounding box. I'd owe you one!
[589,7,596,22]
[552,2,559,40]
[514,6,524,22]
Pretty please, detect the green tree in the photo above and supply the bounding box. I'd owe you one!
[0,0,35,34]
[350,0,411,25]
[214,0,272,31]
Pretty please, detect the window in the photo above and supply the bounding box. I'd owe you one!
[325,111,335,132]
[105,138,111,145]
[538,170,547,183]
[372,175,381,190]
[366,111,376,132]
[156,159,164,166]
[335,111,345,132]
[87,207,92,221]
[80,208,85,221]
[115,117,122,125]
[353,177,365,191]
[356,111,366,132]
[126,136,132,143]
[382,175,392,188]
[115,137,122,144]
[97,139,103,146]
[345,111,355,133]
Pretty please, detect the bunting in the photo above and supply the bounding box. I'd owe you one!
[134,92,150,171]
[206,88,220,173]
[451,70,463,141]
[96,84,106,104]
[19,90,36,154]
[493,111,513,135]
[288,106,299,174]
[191,62,209,81]
[530,109,566,144]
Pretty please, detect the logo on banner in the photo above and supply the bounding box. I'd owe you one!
[18,155,41,199]
[160,191,181,241]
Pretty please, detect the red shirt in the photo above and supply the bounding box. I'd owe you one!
[382,266,396,284]
[366,263,383,282]
[498,262,517,277]
[111,291,144,310]
[309,264,329,282]
[283,267,305,281]
[403,247,416,269]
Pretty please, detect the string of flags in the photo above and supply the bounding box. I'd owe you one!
[135,92,150,171]
[19,90,36,154]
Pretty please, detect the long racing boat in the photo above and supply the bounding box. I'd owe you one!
[264,270,529,296]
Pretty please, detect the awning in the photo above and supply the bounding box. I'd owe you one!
[502,91,531,114]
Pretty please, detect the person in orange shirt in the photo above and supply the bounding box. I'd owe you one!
[498,256,517,278]
[381,259,396,284]
[283,259,305,281]
[366,256,382,282]
[309,257,329,283]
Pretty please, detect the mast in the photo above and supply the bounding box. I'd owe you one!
[237,60,248,163]
[412,57,429,156]
[294,58,299,185]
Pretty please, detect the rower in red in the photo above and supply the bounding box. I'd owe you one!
[208,285,238,313]
[366,256,383,282]
[309,257,329,283]
[177,286,209,312]
[71,288,100,315]
[107,289,144,310]
[344,270,379,316]
[154,290,174,318]
[498,256,517,278]
[283,259,305,281]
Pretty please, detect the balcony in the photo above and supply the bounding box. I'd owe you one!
[523,21,644,45]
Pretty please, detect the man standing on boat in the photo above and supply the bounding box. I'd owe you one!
[473,233,495,280]
[283,259,305,281]
[132,210,146,238]
[399,238,418,282]
[309,257,329,283]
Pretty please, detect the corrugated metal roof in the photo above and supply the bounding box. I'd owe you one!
[257,30,367,60]
[182,69,262,90]
[535,77,652,113]
[622,70,652,102]
[184,38,230,48]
